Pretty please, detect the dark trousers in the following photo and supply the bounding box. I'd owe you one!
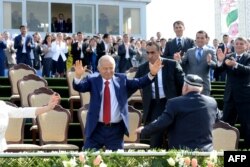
[42,58,53,77]
[16,53,32,67]
[146,98,167,149]
[223,99,250,149]
[83,121,125,151]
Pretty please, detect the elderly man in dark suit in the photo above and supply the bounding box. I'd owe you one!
[217,37,250,148]
[163,20,195,59]
[134,41,184,148]
[73,55,162,150]
[136,74,219,151]
[14,25,34,67]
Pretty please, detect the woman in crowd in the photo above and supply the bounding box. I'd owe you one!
[42,34,53,77]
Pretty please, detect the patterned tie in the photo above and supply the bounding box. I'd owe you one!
[103,81,111,124]
[177,38,182,52]
[236,55,241,63]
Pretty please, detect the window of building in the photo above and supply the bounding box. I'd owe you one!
[3,2,22,29]
[27,1,48,32]
[98,5,119,34]
[123,8,141,35]
[75,4,96,34]
[51,3,72,33]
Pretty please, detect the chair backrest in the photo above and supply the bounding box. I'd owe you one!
[212,120,240,151]
[17,74,48,107]
[5,102,25,144]
[78,107,88,140]
[66,67,92,97]
[80,92,90,109]
[37,105,71,145]
[28,87,56,107]
[126,67,138,79]
[8,63,36,96]
[124,106,142,143]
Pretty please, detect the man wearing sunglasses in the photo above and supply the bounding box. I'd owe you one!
[134,41,184,149]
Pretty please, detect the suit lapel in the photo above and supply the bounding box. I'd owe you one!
[97,75,103,98]
[112,75,121,103]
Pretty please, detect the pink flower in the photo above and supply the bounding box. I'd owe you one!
[79,152,85,164]
[191,158,198,167]
[93,155,102,166]
[229,23,238,37]
[184,157,191,166]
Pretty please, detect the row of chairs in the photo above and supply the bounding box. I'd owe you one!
[6,64,240,151]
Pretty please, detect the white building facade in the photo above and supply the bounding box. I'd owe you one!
[0,0,150,38]
[214,0,250,39]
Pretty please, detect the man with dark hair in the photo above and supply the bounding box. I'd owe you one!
[136,74,219,151]
[71,32,88,65]
[174,30,217,95]
[163,20,195,59]
[134,41,184,148]
[14,25,33,67]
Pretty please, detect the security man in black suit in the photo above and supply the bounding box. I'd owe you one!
[136,74,219,151]
[134,41,184,148]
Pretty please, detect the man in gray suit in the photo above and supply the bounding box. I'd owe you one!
[174,30,217,95]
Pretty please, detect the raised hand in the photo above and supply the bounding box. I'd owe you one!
[207,53,212,64]
[74,60,87,79]
[217,48,225,62]
[149,58,163,76]
[173,51,181,61]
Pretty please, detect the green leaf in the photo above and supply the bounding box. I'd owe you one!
[226,9,238,27]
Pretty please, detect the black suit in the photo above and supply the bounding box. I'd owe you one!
[163,37,195,59]
[71,42,88,65]
[135,58,184,148]
[217,52,250,148]
[118,43,136,73]
[141,92,218,151]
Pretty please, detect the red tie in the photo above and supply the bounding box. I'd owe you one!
[103,81,111,124]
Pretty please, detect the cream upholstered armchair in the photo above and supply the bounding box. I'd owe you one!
[212,120,240,151]
[8,63,36,103]
[123,106,150,150]
[37,105,79,151]
[17,74,48,144]
[5,101,41,152]
[126,67,143,108]
[66,67,92,121]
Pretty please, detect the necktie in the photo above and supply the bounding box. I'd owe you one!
[103,81,111,124]
[197,48,202,62]
[177,38,182,52]
[154,74,160,102]
[236,55,241,62]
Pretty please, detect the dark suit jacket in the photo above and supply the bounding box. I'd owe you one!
[141,92,218,151]
[73,73,152,138]
[163,37,195,59]
[55,20,66,32]
[71,42,88,65]
[135,58,184,123]
[217,52,250,103]
[14,34,33,60]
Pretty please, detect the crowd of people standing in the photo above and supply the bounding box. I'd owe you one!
[1,19,250,151]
